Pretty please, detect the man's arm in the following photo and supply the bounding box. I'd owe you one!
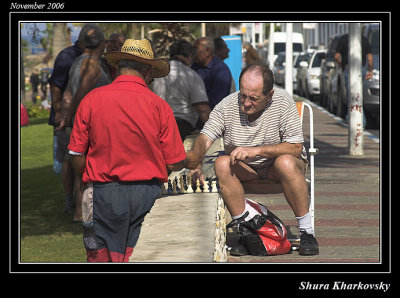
[186,133,214,184]
[365,53,373,79]
[70,154,86,176]
[49,83,63,126]
[230,142,303,165]
[192,102,211,124]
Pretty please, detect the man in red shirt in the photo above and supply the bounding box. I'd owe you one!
[68,39,199,262]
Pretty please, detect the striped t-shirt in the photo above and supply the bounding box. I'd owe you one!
[201,88,307,173]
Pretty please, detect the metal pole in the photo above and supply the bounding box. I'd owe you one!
[348,23,364,156]
[268,23,275,69]
[259,22,264,45]
[285,23,293,96]
[201,23,206,37]
[252,23,256,48]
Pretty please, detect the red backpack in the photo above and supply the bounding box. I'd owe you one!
[228,200,291,256]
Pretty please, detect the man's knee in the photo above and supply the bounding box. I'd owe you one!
[272,155,303,177]
[215,155,231,177]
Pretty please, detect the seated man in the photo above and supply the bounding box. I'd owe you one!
[189,62,319,256]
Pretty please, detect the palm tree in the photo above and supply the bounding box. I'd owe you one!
[50,23,69,67]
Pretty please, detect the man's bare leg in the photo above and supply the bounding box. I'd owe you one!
[267,154,318,255]
[214,155,259,217]
[267,154,308,217]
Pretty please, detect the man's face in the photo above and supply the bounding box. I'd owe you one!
[192,41,211,66]
[216,41,230,60]
[106,35,125,52]
[239,71,273,119]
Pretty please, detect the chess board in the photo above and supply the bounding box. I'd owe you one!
[163,135,225,196]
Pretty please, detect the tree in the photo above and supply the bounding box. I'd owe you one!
[50,23,69,67]
[149,23,196,58]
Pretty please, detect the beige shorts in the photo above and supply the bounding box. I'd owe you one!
[82,183,93,226]
[250,156,309,179]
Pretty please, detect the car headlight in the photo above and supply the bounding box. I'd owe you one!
[308,74,319,80]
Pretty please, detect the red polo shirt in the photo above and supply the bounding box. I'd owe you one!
[68,75,186,183]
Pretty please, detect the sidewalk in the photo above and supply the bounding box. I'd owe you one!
[129,96,380,264]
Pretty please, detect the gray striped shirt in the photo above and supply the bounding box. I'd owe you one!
[201,88,307,171]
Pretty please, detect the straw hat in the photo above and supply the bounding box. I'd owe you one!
[104,38,170,78]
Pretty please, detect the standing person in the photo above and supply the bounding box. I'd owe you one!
[334,33,373,79]
[191,37,233,111]
[29,69,40,103]
[40,69,49,99]
[188,62,319,256]
[152,39,210,141]
[213,36,236,94]
[48,28,84,213]
[213,36,230,61]
[58,24,111,223]
[68,38,198,262]
[101,33,126,80]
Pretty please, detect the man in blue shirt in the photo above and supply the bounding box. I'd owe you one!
[47,34,84,215]
[192,37,233,110]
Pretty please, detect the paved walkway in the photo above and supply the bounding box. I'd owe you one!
[129,95,380,264]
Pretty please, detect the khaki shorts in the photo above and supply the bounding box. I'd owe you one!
[250,156,309,179]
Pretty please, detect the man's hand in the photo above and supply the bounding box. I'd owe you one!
[365,70,373,80]
[230,147,259,165]
[185,151,202,170]
[189,166,205,187]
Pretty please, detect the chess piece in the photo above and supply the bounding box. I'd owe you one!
[162,182,167,195]
[167,179,173,195]
[186,176,194,193]
[211,180,218,192]
[179,175,186,194]
[172,177,178,194]
[196,180,203,193]
[182,174,188,191]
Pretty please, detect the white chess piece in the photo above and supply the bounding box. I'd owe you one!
[179,175,186,194]
[211,180,218,192]
[186,176,194,193]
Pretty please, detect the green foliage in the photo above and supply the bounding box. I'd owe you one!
[25,99,50,119]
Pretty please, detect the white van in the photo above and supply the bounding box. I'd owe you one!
[270,32,304,63]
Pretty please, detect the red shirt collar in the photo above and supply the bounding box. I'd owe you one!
[113,75,148,88]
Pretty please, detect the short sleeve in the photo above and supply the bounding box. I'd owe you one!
[68,96,90,154]
[188,70,209,105]
[279,102,304,144]
[200,103,225,142]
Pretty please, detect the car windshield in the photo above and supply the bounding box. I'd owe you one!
[312,52,326,67]
[275,53,299,66]
[274,43,303,54]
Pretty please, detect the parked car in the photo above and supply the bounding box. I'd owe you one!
[329,24,380,127]
[269,32,304,65]
[296,49,326,101]
[319,35,341,109]
[273,51,302,89]
[295,52,313,96]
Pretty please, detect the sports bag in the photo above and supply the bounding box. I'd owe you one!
[227,200,291,256]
